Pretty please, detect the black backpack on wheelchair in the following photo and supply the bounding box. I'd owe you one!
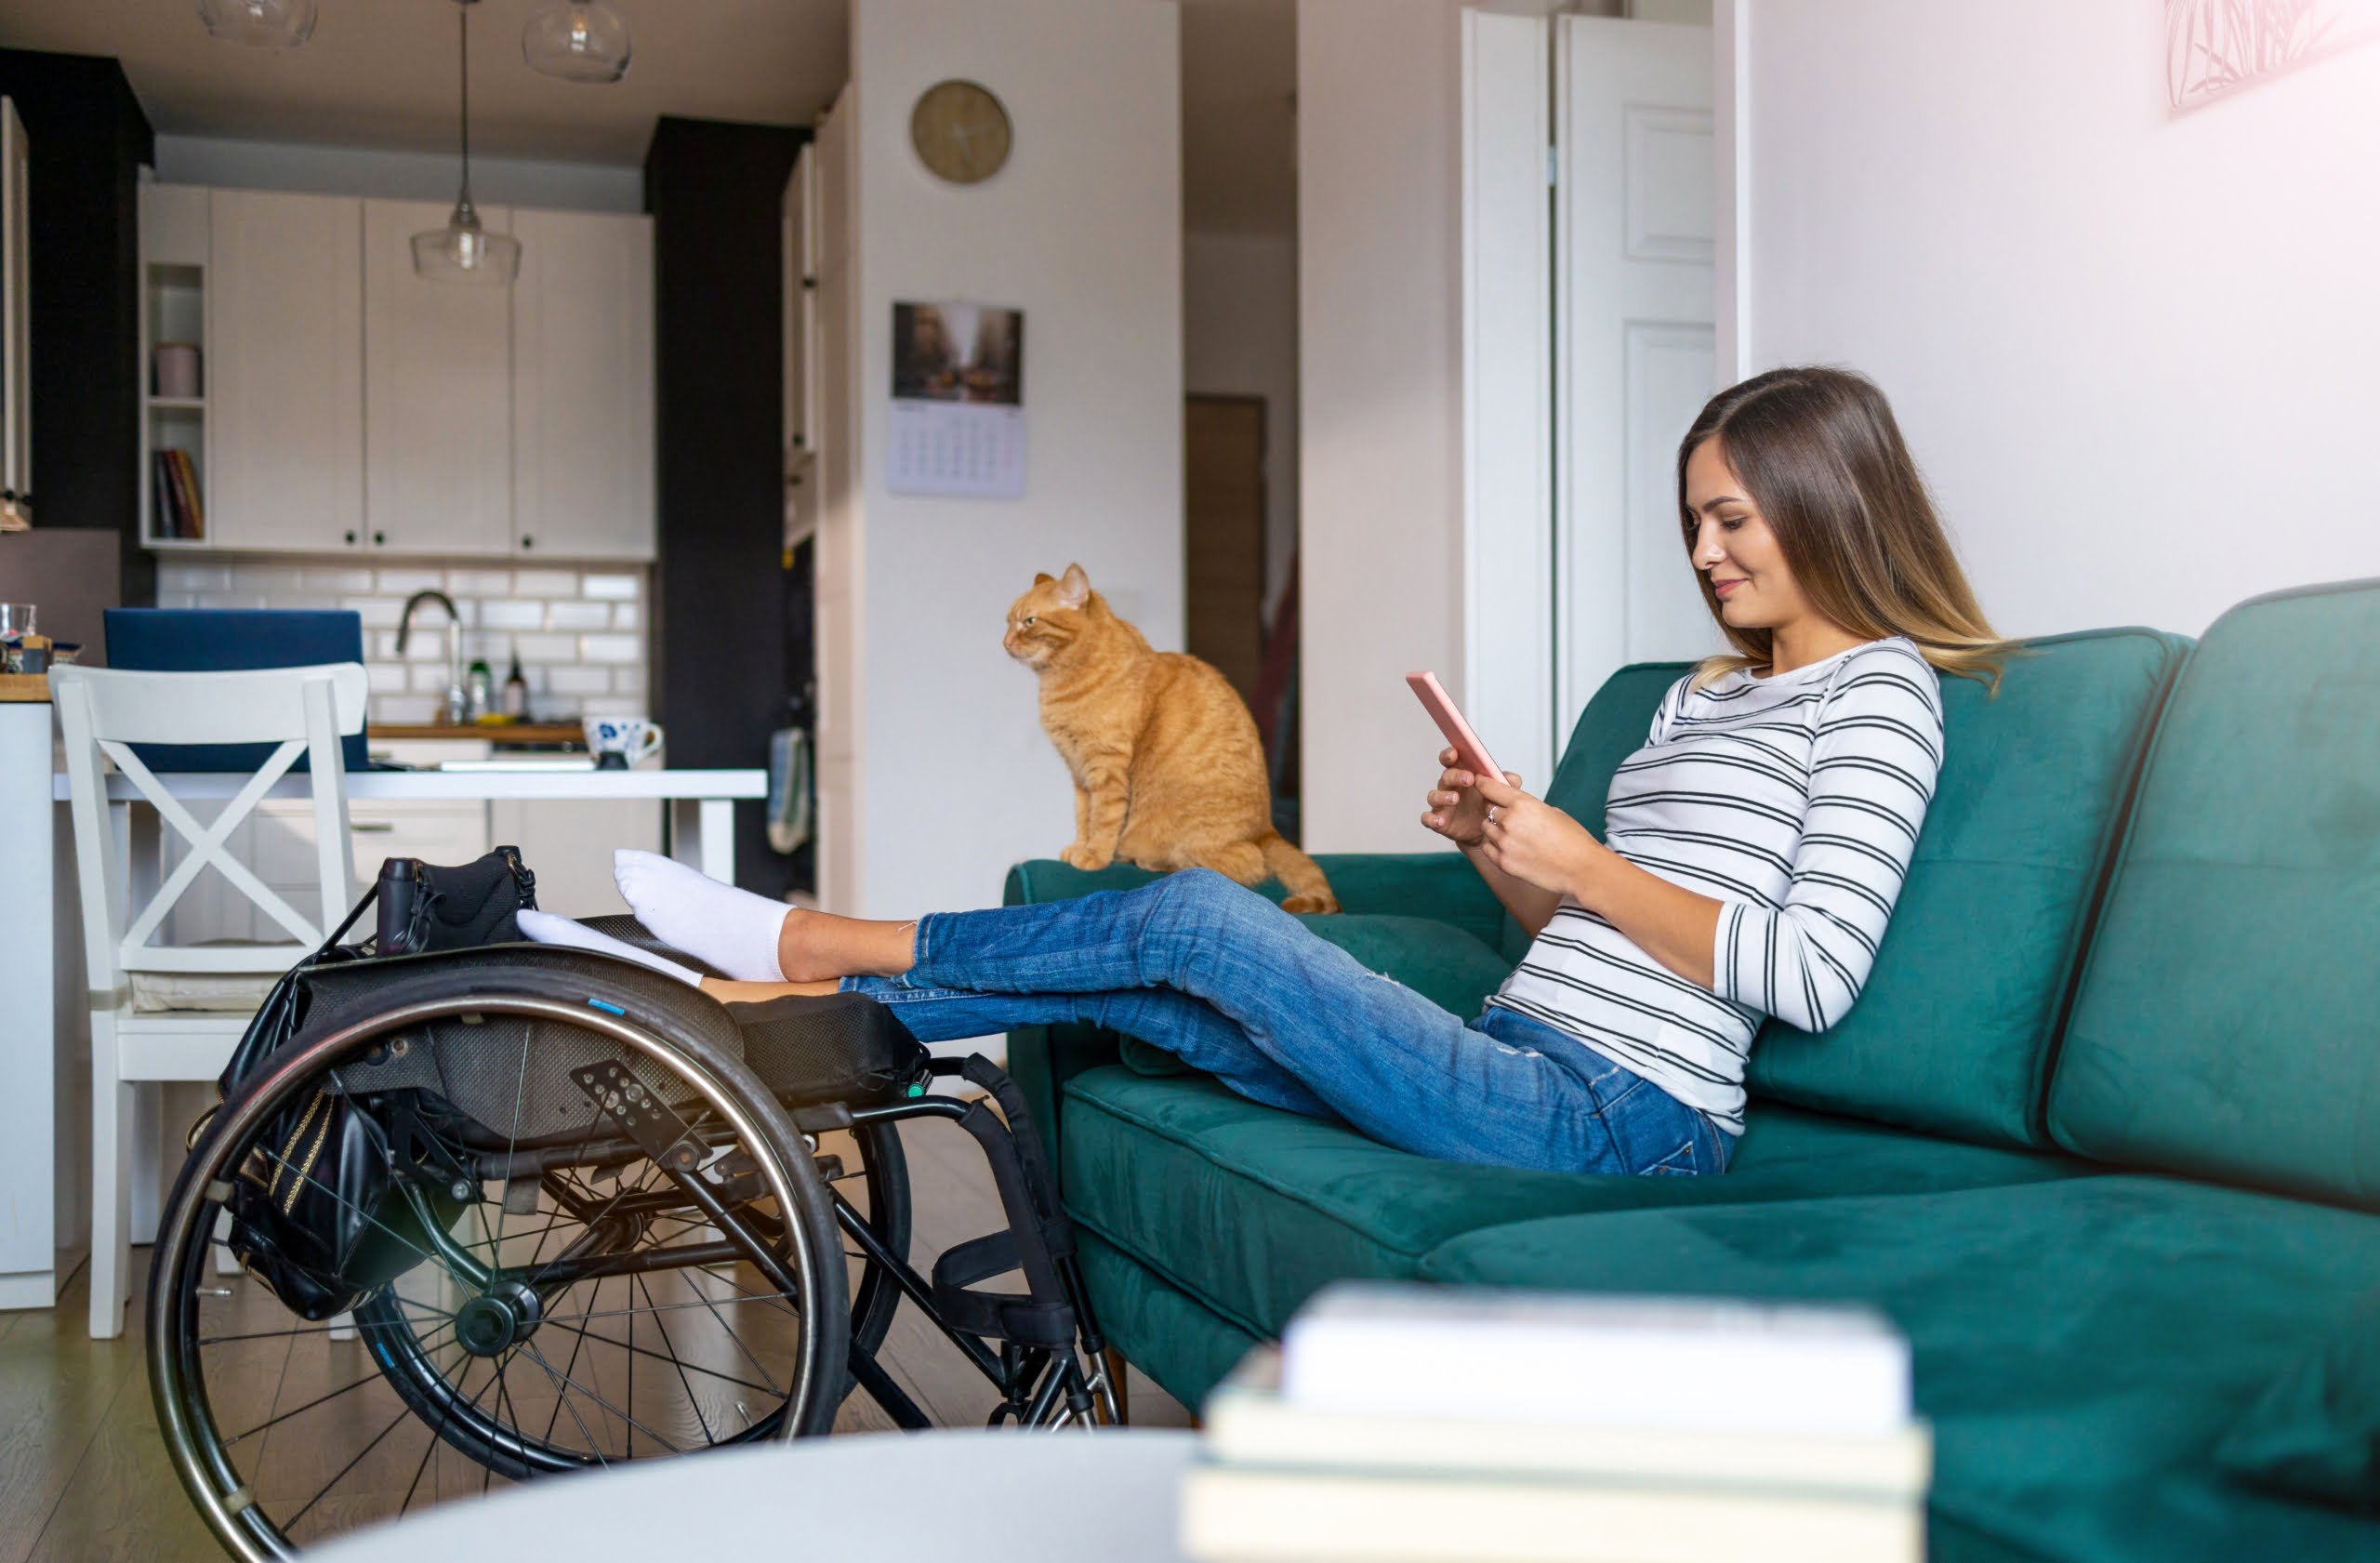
[155,849,1116,1561]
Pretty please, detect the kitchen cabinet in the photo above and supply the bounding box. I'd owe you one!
[363,199,515,556]
[511,208,655,562]
[206,189,364,552]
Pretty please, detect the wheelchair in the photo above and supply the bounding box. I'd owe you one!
[147,906,1117,1561]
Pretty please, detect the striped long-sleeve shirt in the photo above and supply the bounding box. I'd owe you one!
[1487,636,1945,1134]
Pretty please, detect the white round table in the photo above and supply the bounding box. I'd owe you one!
[310,1429,1201,1561]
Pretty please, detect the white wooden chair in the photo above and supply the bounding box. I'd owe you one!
[53,663,367,1339]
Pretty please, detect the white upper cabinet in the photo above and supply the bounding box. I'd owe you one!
[207,190,364,552]
[510,208,655,562]
[363,198,514,556]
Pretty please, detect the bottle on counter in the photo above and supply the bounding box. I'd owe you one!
[466,657,495,722]
[502,642,529,720]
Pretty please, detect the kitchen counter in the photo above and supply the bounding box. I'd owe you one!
[373,722,588,745]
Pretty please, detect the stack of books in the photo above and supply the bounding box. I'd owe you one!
[1180,1284,1929,1563]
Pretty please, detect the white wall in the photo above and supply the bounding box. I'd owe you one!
[847,0,1183,918]
[152,134,643,214]
[1184,229,1300,619]
[1735,2,2380,638]
[1296,0,1469,854]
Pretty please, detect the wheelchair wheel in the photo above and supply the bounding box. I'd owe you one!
[147,983,849,1561]
[833,1119,912,1363]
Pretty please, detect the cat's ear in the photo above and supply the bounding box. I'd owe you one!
[1033,572,1055,587]
[1056,563,1091,609]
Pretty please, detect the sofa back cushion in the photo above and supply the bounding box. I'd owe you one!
[2049,580,2380,1209]
[1545,629,2188,1147]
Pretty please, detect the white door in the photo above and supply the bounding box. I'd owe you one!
[364,198,513,556]
[1556,15,1717,735]
[510,208,654,562]
[208,190,364,551]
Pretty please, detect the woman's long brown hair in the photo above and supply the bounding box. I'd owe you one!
[1678,366,2006,691]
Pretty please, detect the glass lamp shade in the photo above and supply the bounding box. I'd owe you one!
[196,0,318,48]
[411,203,521,286]
[522,0,632,85]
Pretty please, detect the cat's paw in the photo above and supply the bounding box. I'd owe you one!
[1281,894,1341,915]
[1059,842,1114,870]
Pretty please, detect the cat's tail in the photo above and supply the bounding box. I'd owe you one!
[1261,831,1341,915]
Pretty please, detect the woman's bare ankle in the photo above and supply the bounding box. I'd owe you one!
[774,908,919,985]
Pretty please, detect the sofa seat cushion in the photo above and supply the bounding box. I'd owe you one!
[1420,1177,2380,1562]
[1059,1066,2084,1340]
[2051,581,2380,1210]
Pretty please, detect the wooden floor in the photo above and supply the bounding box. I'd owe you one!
[0,1115,1187,1562]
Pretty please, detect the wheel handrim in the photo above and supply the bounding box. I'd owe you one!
[148,994,843,1561]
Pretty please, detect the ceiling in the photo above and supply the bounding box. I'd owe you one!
[0,0,850,165]
[1181,0,1296,236]
[0,0,1295,234]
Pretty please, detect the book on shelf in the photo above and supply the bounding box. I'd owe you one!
[153,448,205,540]
[1178,1464,1924,1563]
[1204,1348,1931,1501]
[1278,1284,1911,1437]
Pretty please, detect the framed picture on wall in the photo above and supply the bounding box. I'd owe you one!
[887,299,1026,499]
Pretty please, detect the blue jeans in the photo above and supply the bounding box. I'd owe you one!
[842,868,1731,1177]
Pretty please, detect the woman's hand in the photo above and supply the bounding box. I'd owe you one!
[1473,772,1607,897]
[1421,747,1520,846]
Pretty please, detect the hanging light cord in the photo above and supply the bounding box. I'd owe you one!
[455,0,474,213]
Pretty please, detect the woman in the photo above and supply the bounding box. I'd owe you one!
[523,366,2002,1177]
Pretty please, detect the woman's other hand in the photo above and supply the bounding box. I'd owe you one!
[1421,747,1523,845]
[1474,771,1606,896]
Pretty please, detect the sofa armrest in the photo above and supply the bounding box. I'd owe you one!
[998,853,1511,1161]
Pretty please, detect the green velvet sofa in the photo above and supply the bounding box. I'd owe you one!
[1001,579,2380,1560]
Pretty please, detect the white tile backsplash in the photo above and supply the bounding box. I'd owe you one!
[158,555,651,724]
[546,601,611,631]
[371,567,445,594]
[478,599,545,631]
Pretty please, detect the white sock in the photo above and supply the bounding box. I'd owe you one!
[611,849,788,983]
[517,908,702,988]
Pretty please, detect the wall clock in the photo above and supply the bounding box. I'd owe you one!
[910,79,1012,185]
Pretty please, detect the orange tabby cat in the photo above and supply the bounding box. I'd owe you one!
[1004,563,1340,914]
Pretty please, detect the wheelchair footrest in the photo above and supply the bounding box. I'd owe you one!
[931,1231,1078,1349]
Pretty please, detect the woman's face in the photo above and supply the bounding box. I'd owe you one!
[1683,437,1816,633]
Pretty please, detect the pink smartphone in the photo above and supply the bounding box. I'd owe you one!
[1407,671,1503,783]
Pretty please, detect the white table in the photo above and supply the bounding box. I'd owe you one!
[309,1430,1201,1562]
[0,694,765,1311]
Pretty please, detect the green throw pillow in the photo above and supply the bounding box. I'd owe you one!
[2217,1290,2380,1511]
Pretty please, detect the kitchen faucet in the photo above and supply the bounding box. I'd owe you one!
[394,589,469,726]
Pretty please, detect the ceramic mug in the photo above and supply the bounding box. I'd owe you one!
[582,715,664,770]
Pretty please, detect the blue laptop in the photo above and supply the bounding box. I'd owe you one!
[103,608,372,772]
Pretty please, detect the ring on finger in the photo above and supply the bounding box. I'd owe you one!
[1486,804,1501,824]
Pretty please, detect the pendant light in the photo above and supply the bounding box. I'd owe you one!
[413,0,521,286]
[523,0,632,85]
[195,0,317,48]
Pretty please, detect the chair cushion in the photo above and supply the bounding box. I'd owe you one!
[2050,580,2380,1209]
[127,966,281,1013]
[1420,1177,2380,1563]
[1059,1066,2082,1340]
[1539,629,2188,1150]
